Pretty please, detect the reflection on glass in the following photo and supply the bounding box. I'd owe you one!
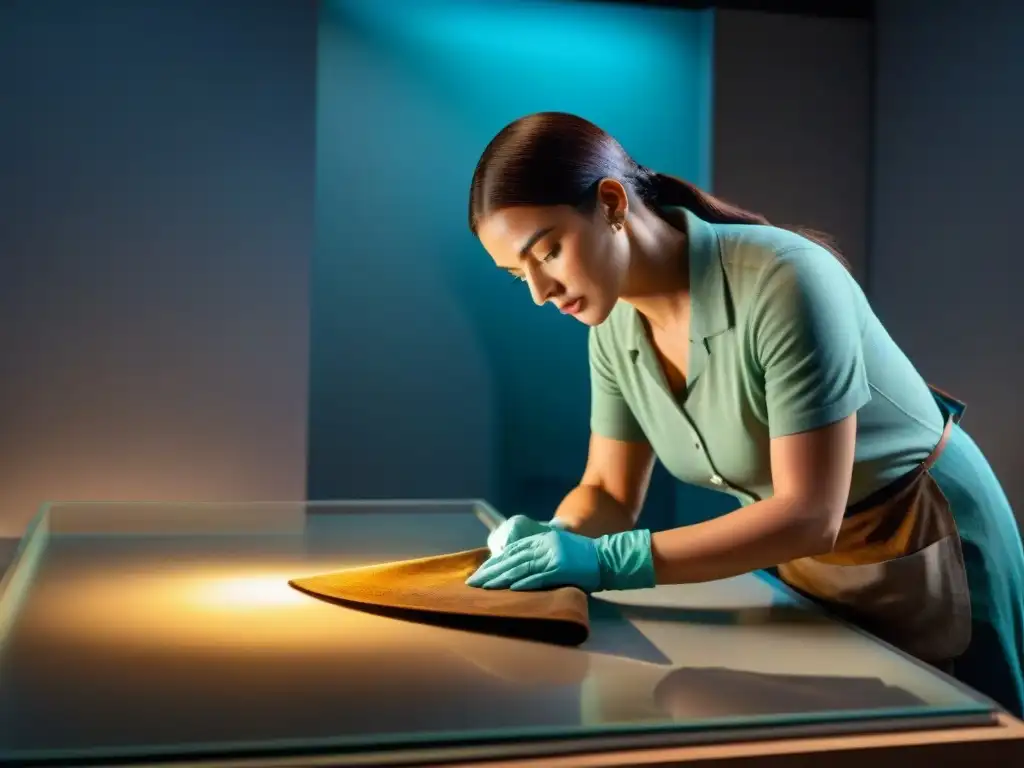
[451,628,926,726]
[653,667,923,719]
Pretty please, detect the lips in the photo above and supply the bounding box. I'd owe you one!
[558,297,584,315]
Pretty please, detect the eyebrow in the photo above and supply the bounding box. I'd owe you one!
[499,226,555,273]
[518,226,555,258]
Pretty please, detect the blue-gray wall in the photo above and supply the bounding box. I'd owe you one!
[308,0,714,531]
[0,0,315,536]
[713,10,870,283]
[871,0,1024,520]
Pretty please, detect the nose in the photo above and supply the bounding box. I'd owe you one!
[525,263,559,306]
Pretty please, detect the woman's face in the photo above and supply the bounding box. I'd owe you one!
[476,197,629,327]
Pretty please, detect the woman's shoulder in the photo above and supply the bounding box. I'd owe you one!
[713,222,860,313]
[715,221,833,271]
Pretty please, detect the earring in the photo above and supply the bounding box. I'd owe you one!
[610,218,623,232]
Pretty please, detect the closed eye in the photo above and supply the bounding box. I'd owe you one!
[502,243,561,284]
[508,244,561,282]
[542,243,561,261]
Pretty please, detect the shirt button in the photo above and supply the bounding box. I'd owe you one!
[710,474,724,486]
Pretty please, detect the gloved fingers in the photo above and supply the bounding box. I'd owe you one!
[475,561,537,590]
[466,547,535,587]
[501,532,548,559]
[508,572,561,591]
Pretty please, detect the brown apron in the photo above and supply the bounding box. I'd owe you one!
[776,386,973,665]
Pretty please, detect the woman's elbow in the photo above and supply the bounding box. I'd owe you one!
[792,502,845,557]
[802,512,843,552]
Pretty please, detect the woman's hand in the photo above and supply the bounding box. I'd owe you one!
[468,527,655,593]
[486,514,568,556]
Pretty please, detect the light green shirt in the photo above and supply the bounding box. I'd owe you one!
[589,207,945,508]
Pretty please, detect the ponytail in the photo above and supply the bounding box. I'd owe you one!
[639,168,849,269]
[468,112,848,269]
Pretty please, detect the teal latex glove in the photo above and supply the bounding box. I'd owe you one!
[466,527,656,593]
[486,514,569,556]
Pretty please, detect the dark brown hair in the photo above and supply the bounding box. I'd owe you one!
[468,112,845,266]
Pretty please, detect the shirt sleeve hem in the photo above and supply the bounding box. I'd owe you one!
[590,416,647,443]
[767,385,871,439]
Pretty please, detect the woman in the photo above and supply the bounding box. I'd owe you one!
[463,111,1024,716]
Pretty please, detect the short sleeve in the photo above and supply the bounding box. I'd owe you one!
[588,328,646,442]
[751,248,871,439]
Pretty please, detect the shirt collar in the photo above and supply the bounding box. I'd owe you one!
[626,206,734,352]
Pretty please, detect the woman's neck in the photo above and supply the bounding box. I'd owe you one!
[619,206,691,331]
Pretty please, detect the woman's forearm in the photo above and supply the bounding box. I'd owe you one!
[650,496,837,584]
[552,484,637,538]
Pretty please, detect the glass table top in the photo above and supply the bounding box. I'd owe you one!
[0,499,998,766]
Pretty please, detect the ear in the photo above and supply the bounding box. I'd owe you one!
[595,178,629,226]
